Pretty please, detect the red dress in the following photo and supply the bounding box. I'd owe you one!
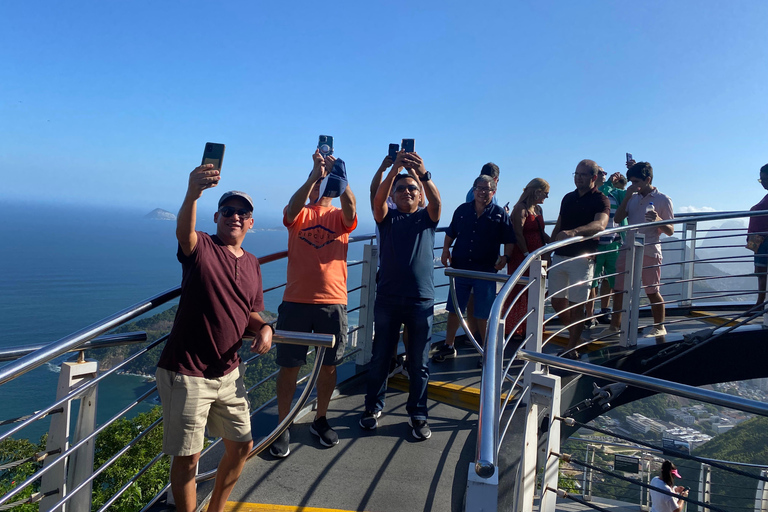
[505,210,546,337]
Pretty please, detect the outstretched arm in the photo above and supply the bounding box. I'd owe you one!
[340,184,357,228]
[373,151,407,223]
[403,152,441,223]
[370,155,394,211]
[177,164,220,256]
[286,150,327,225]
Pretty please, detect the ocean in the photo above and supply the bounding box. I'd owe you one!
[0,201,382,441]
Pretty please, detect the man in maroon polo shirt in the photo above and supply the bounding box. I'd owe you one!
[156,163,274,512]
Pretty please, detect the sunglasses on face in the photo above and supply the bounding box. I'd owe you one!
[474,186,494,193]
[219,206,253,219]
[395,184,420,193]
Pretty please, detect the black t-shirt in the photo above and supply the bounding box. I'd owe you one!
[158,232,264,378]
[445,202,515,272]
[554,188,610,257]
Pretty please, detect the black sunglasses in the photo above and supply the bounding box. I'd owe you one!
[394,184,419,193]
[219,206,253,219]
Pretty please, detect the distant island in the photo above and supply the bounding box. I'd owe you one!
[144,208,176,221]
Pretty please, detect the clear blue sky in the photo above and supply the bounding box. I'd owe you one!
[3,1,767,229]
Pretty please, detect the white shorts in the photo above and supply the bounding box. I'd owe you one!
[548,254,594,303]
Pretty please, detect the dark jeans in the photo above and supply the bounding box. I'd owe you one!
[364,295,433,421]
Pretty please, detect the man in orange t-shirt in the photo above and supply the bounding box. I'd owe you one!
[269,149,357,458]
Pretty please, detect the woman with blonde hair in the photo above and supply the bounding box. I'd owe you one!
[505,178,551,338]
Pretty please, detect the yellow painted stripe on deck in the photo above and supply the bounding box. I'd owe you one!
[222,503,364,512]
[387,375,514,411]
[689,310,735,326]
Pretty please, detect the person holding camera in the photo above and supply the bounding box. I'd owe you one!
[650,460,689,512]
[156,166,273,512]
[360,150,441,441]
[270,149,357,458]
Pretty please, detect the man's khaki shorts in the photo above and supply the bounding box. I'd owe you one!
[156,366,252,457]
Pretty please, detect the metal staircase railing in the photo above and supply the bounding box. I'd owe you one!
[467,209,768,512]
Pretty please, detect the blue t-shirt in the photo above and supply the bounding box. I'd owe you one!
[446,202,515,272]
[376,207,438,300]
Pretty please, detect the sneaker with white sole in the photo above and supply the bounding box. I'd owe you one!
[359,410,381,430]
[642,325,667,337]
[433,343,457,363]
[310,416,339,447]
[408,417,432,440]
[597,325,621,339]
[269,429,290,458]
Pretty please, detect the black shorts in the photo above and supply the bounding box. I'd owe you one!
[275,301,347,367]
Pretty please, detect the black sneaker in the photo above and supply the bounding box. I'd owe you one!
[596,308,612,324]
[310,416,339,447]
[269,429,290,458]
[359,410,381,430]
[433,343,457,363]
[408,418,432,440]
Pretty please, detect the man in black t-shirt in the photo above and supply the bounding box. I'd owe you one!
[156,164,274,512]
[549,160,610,357]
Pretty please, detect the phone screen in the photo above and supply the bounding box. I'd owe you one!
[402,138,415,153]
[626,152,633,163]
[388,143,399,160]
[202,143,226,170]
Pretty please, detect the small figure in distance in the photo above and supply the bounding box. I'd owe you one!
[360,149,441,441]
[270,148,357,458]
[156,164,273,512]
[435,175,515,364]
[599,159,674,340]
[549,160,610,358]
[505,178,551,340]
[649,460,689,512]
[747,163,768,310]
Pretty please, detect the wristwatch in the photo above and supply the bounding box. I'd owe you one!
[419,171,431,182]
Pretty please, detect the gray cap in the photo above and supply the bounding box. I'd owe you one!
[218,190,254,211]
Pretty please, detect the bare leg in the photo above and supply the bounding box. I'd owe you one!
[647,291,665,325]
[467,294,480,341]
[315,365,337,418]
[276,366,301,422]
[551,297,570,329]
[600,279,614,311]
[756,266,767,308]
[566,301,586,350]
[584,287,596,320]
[476,319,488,348]
[444,313,460,348]
[207,439,253,512]
[610,292,624,329]
[170,453,200,512]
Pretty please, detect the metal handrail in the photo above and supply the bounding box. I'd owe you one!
[0,332,148,362]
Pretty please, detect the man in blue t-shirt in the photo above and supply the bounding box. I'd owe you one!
[360,149,441,441]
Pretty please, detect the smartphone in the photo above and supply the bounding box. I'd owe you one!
[388,143,399,160]
[318,135,334,157]
[202,143,225,170]
[626,153,633,163]
[401,138,415,153]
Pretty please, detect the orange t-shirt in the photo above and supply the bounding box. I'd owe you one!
[283,204,357,304]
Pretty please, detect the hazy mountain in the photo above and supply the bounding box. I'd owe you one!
[144,208,176,221]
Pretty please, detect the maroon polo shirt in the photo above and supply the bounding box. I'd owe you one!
[158,232,264,378]
[554,187,610,257]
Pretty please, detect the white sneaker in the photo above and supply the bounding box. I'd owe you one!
[597,325,621,339]
[642,325,667,337]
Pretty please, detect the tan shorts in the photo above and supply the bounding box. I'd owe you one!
[155,366,252,456]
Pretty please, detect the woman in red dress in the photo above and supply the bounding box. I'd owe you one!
[505,178,550,338]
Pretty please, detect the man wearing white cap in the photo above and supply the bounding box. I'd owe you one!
[156,162,274,512]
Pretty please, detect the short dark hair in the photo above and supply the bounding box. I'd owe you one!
[392,173,415,188]
[627,161,653,183]
[473,174,496,191]
[760,163,768,175]
[480,162,500,179]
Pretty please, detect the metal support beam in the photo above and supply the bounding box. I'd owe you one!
[40,359,99,512]
[535,372,562,512]
[356,243,378,366]
[698,462,711,512]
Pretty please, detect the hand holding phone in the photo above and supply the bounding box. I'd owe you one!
[202,142,225,171]
[388,143,399,161]
[401,138,415,153]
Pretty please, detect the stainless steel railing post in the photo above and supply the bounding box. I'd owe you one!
[356,243,378,366]
[626,233,646,347]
